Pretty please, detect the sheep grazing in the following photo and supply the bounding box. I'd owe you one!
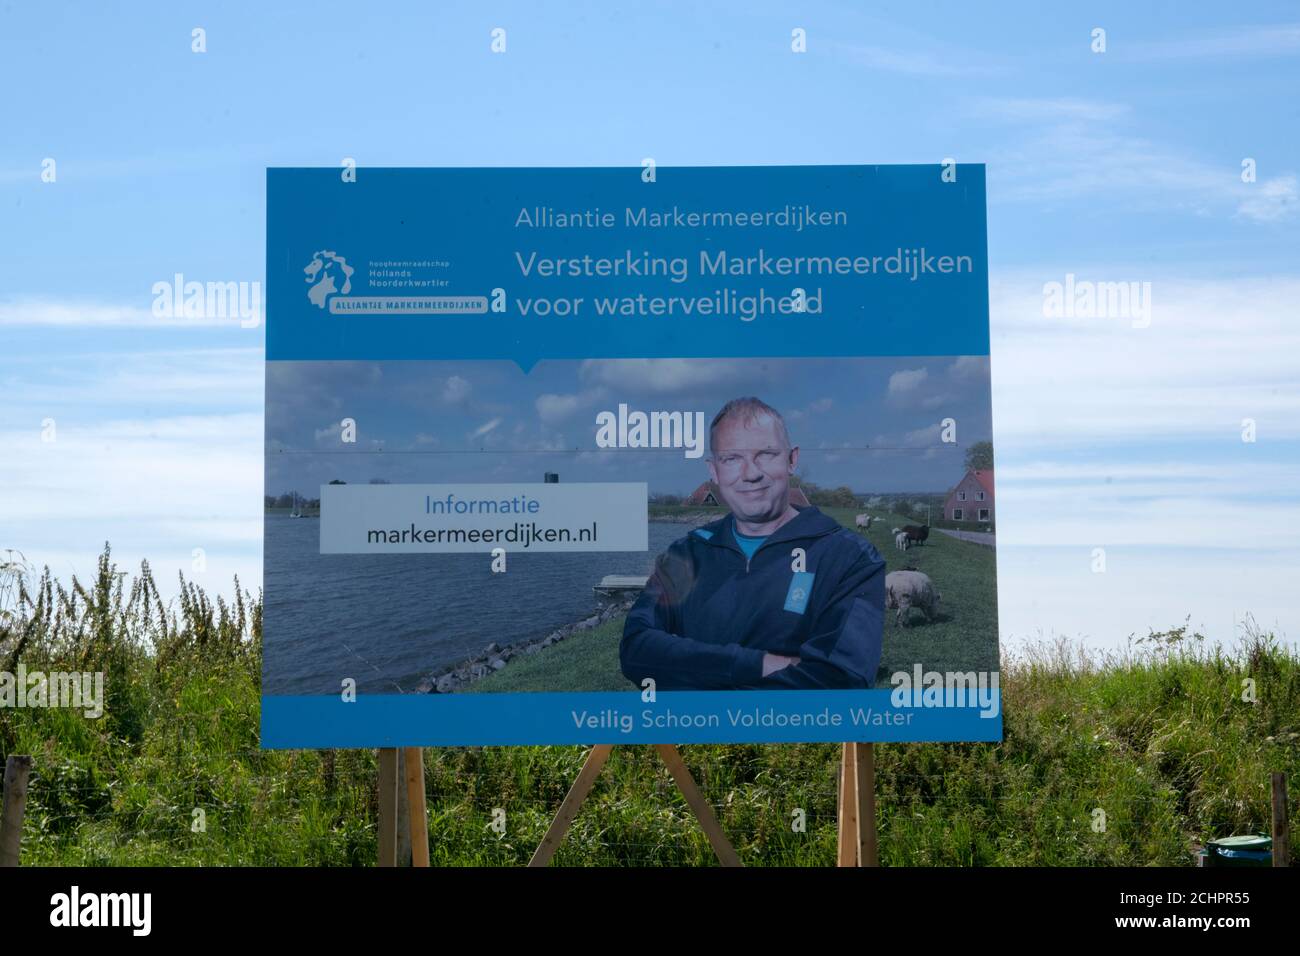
[885,570,941,626]
[855,514,872,530]
[902,524,930,546]
[894,531,910,551]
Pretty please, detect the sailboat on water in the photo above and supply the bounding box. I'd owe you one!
[289,492,303,518]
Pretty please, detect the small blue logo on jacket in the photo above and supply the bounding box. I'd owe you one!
[783,572,815,614]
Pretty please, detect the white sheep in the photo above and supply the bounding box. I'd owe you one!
[855,514,872,530]
[885,570,941,626]
[894,531,910,551]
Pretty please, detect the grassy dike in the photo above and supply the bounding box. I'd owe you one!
[475,506,996,692]
[1,546,1296,866]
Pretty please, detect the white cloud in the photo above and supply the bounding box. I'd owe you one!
[579,358,746,394]
[995,456,1300,549]
[971,97,1130,123]
[0,412,263,592]
[536,393,582,423]
[988,272,1300,443]
[887,368,928,398]
[886,367,949,411]
[535,388,605,424]
[1,344,267,598]
[997,460,1293,487]
[995,545,1298,651]
[983,270,1300,640]
[1235,176,1299,223]
[4,347,263,411]
[947,355,988,382]
[975,98,1298,221]
[835,44,967,75]
[0,297,249,327]
[1126,23,1300,60]
[900,422,944,447]
[314,421,343,444]
[829,38,999,76]
[470,417,502,438]
[442,375,471,404]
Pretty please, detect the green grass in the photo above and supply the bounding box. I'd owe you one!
[471,617,629,693]
[1,545,1296,866]
[819,507,998,679]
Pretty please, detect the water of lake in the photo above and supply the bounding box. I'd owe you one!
[262,516,686,695]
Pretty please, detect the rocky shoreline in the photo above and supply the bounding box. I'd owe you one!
[415,596,638,694]
[415,514,717,694]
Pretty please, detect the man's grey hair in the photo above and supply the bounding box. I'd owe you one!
[709,397,792,453]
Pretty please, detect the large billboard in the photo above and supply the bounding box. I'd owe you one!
[262,165,1001,747]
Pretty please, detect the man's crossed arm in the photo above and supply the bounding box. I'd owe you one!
[619,545,885,691]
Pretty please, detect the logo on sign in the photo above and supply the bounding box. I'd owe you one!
[304,250,355,309]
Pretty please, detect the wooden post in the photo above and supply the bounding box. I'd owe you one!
[1272,772,1290,868]
[530,744,613,867]
[1,755,32,868]
[837,743,858,866]
[837,743,878,867]
[377,748,399,867]
[859,743,878,866]
[404,747,429,868]
[395,749,412,866]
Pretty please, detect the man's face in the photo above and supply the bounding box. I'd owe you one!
[707,414,799,524]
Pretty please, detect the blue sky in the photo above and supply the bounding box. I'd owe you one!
[2,2,1298,649]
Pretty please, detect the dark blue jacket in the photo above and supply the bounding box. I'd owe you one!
[620,506,886,690]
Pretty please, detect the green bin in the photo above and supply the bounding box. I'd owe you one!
[1202,834,1272,867]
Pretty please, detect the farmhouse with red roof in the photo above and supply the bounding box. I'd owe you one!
[942,469,994,523]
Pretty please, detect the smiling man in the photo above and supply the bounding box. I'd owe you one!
[620,397,886,690]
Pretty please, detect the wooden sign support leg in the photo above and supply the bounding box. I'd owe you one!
[1272,771,1290,868]
[377,747,399,867]
[837,743,857,865]
[395,749,412,865]
[859,742,878,866]
[654,744,741,867]
[404,747,430,867]
[529,744,614,867]
[530,744,741,867]
[837,742,878,867]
